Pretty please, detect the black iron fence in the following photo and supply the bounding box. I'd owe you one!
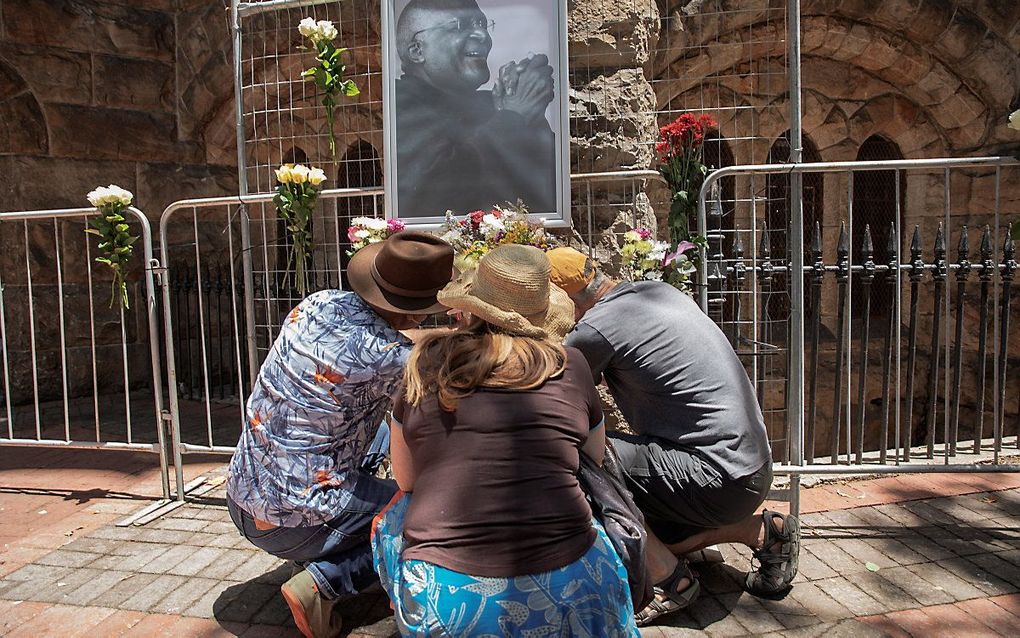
[710,220,1018,465]
[700,158,1020,473]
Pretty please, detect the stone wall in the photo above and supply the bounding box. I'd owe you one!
[0,0,239,409]
[0,0,239,214]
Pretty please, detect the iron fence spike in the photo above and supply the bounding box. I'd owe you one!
[759,222,771,258]
[981,225,993,260]
[837,221,849,257]
[862,224,874,257]
[887,222,899,278]
[812,220,823,256]
[955,226,972,282]
[911,225,922,256]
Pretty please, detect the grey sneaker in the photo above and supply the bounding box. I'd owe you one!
[745,510,799,597]
[280,569,343,638]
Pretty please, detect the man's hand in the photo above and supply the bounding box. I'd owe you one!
[493,54,554,124]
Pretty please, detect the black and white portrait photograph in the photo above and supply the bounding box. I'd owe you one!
[383,0,569,226]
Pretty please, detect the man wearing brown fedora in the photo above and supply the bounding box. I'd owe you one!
[225,232,454,638]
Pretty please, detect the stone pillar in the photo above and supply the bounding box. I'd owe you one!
[567,0,661,272]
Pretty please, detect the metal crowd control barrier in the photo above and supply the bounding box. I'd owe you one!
[697,156,1020,518]
[160,188,391,501]
[0,206,172,520]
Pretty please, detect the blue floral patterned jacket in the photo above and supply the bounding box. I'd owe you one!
[227,290,410,526]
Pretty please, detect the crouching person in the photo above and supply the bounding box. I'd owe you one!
[225,232,455,638]
[548,247,800,626]
[371,245,639,637]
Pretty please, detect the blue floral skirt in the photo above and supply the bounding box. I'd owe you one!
[371,493,640,637]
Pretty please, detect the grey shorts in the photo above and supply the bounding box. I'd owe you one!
[609,432,773,545]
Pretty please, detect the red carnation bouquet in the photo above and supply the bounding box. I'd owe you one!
[656,113,717,247]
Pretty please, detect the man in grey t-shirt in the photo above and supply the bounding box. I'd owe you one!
[548,247,800,626]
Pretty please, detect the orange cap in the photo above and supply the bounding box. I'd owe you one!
[547,247,595,295]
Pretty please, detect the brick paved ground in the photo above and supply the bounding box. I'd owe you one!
[2,456,1019,636]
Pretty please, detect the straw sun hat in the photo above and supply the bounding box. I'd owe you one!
[437,245,576,340]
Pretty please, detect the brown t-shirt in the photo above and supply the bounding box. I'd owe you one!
[392,347,603,577]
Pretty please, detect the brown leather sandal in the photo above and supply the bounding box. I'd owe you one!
[635,559,700,627]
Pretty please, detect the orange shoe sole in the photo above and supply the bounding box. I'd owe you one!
[280,582,315,638]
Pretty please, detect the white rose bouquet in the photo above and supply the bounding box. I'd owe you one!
[299,17,359,158]
[274,163,328,297]
[85,184,138,309]
[346,217,405,255]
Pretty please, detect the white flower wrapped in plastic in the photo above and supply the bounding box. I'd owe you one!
[1009,109,1020,131]
[85,184,137,308]
[346,217,405,255]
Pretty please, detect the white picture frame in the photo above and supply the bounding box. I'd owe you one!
[381,0,571,230]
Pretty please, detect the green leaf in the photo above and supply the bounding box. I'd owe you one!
[84,228,103,237]
[342,81,360,97]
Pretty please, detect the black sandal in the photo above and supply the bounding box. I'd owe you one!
[746,510,800,597]
[635,559,700,627]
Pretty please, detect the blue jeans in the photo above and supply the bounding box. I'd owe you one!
[226,423,397,600]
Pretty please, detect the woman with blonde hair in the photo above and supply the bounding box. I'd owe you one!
[371,244,639,637]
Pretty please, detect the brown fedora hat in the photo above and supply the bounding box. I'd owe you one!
[347,231,455,314]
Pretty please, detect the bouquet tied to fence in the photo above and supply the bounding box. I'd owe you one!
[656,113,717,247]
[346,217,405,255]
[620,227,704,294]
[439,203,557,271]
[274,163,327,297]
[299,17,360,158]
[85,184,138,309]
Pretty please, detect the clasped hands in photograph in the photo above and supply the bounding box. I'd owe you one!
[492,53,555,124]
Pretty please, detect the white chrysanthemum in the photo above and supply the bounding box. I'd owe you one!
[351,217,374,228]
[353,229,370,240]
[298,17,318,39]
[1009,109,1020,131]
[643,270,663,281]
[88,184,132,208]
[108,185,133,205]
[647,241,669,262]
[316,20,338,42]
[480,213,505,237]
[87,186,110,207]
[366,217,388,232]
[623,230,641,243]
